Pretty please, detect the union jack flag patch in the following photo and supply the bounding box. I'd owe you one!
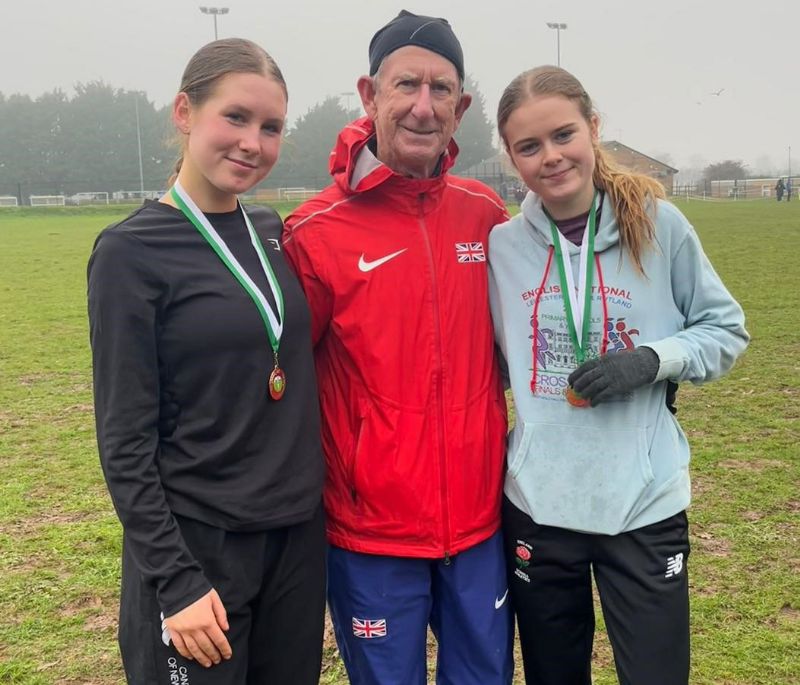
[455,242,486,263]
[352,617,387,638]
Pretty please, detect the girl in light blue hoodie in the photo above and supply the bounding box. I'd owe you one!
[488,66,748,685]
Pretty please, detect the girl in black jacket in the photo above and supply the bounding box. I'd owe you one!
[88,38,325,684]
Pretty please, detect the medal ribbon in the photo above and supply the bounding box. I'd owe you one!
[170,182,284,354]
[546,191,598,365]
[530,251,609,394]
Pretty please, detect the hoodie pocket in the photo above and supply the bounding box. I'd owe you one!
[507,422,653,535]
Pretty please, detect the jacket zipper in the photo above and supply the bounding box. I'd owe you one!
[418,192,452,561]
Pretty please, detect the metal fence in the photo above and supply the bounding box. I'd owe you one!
[5,175,798,207]
[673,178,798,201]
[0,179,168,206]
[0,175,336,206]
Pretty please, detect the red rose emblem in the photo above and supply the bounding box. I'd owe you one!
[516,545,531,561]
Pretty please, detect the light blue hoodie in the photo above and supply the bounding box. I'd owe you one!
[488,192,749,535]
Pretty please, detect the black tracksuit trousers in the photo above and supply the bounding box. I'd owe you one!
[119,506,326,685]
[503,497,690,685]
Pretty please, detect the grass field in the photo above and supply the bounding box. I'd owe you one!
[1,200,798,684]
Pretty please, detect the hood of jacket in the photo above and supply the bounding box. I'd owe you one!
[328,116,461,214]
[520,189,621,254]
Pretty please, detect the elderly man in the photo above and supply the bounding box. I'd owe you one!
[283,11,513,684]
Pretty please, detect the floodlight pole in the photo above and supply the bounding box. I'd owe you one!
[199,6,229,40]
[546,22,568,67]
[134,95,145,193]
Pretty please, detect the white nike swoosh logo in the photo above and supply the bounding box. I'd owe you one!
[495,589,509,610]
[358,249,407,272]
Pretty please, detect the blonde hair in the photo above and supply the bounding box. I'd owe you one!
[497,66,664,275]
[168,38,287,186]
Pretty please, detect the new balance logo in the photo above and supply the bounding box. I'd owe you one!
[358,249,407,272]
[665,553,684,578]
[352,617,387,638]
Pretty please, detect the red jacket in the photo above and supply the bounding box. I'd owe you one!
[282,117,509,558]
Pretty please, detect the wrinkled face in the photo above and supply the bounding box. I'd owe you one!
[358,46,471,179]
[504,94,599,219]
[174,71,287,210]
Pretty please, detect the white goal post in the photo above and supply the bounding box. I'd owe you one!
[30,195,66,207]
[111,190,163,202]
[69,191,110,205]
[279,187,320,201]
[0,196,18,206]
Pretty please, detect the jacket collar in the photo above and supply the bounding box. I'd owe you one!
[330,116,460,214]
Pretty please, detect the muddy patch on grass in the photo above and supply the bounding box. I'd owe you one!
[691,474,714,498]
[18,371,89,387]
[692,528,732,557]
[60,595,104,617]
[60,595,118,633]
[1,510,109,574]
[4,510,103,537]
[591,631,614,671]
[62,403,94,415]
[717,458,785,471]
[691,583,718,597]
[762,603,800,629]
[18,372,62,387]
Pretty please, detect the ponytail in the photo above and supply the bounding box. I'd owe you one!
[167,155,183,188]
[593,146,665,275]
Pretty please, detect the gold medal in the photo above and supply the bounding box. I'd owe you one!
[566,386,590,408]
[269,365,286,401]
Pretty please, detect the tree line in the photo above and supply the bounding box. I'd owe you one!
[0,76,495,200]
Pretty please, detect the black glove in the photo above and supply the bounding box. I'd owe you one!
[666,380,679,415]
[568,347,659,407]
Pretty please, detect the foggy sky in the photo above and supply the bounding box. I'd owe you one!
[4,0,798,175]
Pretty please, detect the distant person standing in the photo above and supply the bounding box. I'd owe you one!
[775,178,785,201]
[786,177,792,202]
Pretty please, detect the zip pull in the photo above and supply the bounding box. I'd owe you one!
[443,552,451,566]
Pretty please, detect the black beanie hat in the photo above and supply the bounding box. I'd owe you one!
[368,10,464,81]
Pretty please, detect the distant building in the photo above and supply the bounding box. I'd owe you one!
[459,142,679,195]
[601,141,679,194]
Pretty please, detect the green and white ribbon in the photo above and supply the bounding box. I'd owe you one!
[170,181,284,353]
[546,191,599,365]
